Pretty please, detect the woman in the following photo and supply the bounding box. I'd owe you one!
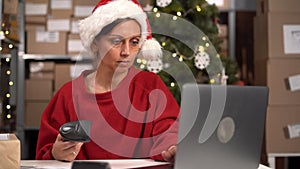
[35,0,179,162]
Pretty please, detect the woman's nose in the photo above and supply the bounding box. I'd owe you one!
[121,42,130,56]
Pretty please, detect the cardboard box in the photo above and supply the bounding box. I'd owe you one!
[2,14,19,41]
[70,17,81,34]
[218,24,228,38]
[67,33,84,55]
[25,101,49,128]
[26,30,67,55]
[73,5,94,17]
[50,0,73,18]
[54,63,74,90]
[25,16,47,24]
[25,0,49,16]
[51,10,73,19]
[0,134,20,169]
[73,0,96,18]
[266,105,300,153]
[254,13,300,61]
[29,72,54,80]
[4,0,19,14]
[30,61,55,72]
[73,0,98,6]
[257,0,300,16]
[254,58,300,105]
[55,63,93,90]
[25,24,46,31]
[25,79,53,100]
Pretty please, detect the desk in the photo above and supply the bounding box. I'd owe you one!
[21,160,272,169]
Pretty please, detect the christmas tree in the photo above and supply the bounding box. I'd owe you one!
[137,0,240,103]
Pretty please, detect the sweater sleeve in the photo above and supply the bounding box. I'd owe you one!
[35,84,76,160]
[148,76,180,161]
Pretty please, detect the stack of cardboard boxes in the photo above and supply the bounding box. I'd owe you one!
[254,0,300,155]
[24,0,96,128]
[25,0,97,55]
[25,61,54,128]
[25,61,93,128]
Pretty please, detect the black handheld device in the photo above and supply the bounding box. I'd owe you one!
[59,120,92,142]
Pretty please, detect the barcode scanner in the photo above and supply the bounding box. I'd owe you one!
[59,120,92,142]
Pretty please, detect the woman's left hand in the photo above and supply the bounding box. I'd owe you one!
[161,145,177,162]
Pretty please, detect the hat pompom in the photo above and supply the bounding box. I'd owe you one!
[140,38,163,60]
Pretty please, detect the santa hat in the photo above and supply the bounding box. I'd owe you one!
[78,0,162,60]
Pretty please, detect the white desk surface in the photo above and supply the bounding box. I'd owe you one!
[20,159,272,169]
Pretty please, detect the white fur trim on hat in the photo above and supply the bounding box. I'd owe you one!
[140,38,163,59]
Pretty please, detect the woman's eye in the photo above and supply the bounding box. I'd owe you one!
[131,39,140,46]
[111,39,122,45]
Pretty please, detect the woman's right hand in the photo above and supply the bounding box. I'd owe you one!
[51,134,83,162]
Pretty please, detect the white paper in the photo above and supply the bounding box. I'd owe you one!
[47,19,70,31]
[25,3,48,15]
[36,31,59,43]
[287,123,300,139]
[283,25,300,54]
[0,133,9,140]
[21,159,169,169]
[21,160,70,169]
[68,40,84,52]
[51,0,72,9]
[20,160,271,169]
[74,6,94,17]
[288,74,300,91]
[71,20,79,33]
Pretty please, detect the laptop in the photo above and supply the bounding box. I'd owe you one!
[173,84,269,169]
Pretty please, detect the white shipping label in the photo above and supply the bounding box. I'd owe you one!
[283,25,300,54]
[25,3,48,15]
[74,6,94,17]
[0,134,9,140]
[288,74,300,92]
[287,123,300,139]
[47,19,70,31]
[68,40,84,52]
[71,20,79,33]
[51,0,72,9]
[36,31,59,43]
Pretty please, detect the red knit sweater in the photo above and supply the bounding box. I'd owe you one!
[35,67,180,161]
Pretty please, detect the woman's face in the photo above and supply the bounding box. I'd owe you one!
[92,20,141,73]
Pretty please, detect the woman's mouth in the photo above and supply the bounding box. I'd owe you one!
[117,60,130,67]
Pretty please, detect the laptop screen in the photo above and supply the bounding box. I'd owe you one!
[174,84,269,169]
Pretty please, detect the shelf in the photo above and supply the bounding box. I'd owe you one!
[0,54,11,58]
[23,54,93,61]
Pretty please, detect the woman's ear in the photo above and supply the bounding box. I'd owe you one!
[91,40,99,53]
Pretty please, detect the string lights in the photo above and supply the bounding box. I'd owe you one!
[0,26,16,123]
[135,2,226,88]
